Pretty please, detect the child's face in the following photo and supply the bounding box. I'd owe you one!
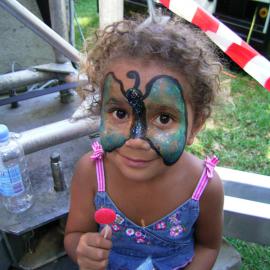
[99,58,195,166]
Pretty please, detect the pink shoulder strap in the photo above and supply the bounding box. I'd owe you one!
[192,156,219,201]
[91,141,105,192]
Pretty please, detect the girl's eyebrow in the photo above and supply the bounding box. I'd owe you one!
[146,103,181,114]
[105,97,129,106]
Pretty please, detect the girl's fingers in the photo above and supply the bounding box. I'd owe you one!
[77,233,111,261]
[77,241,111,261]
[80,232,112,250]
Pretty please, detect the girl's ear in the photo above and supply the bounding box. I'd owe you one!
[186,118,205,145]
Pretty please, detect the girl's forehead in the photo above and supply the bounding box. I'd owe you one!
[104,57,190,94]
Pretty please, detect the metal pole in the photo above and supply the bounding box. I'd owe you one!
[263,4,270,34]
[49,0,69,63]
[18,117,100,155]
[0,0,81,63]
[0,69,55,93]
[247,6,258,44]
[69,0,75,47]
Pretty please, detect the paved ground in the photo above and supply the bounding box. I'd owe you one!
[9,256,78,270]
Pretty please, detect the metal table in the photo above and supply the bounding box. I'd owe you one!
[0,92,89,269]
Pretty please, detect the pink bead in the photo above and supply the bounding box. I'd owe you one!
[94,208,116,224]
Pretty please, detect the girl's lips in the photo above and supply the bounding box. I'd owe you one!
[118,153,154,168]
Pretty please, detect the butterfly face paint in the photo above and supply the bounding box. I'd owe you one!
[99,71,187,165]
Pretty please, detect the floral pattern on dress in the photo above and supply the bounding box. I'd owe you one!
[126,228,135,236]
[109,210,185,243]
[136,236,146,244]
[112,224,120,232]
[115,214,125,225]
[169,213,180,225]
[155,221,167,230]
[170,225,184,237]
[123,229,149,244]
[135,231,147,243]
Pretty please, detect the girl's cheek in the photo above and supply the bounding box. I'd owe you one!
[99,115,130,152]
[100,130,127,152]
[146,125,187,165]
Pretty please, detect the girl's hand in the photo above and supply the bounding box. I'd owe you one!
[77,226,113,270]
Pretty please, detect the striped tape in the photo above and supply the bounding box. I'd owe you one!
[159,0,270,92]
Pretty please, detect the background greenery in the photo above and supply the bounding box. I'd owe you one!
[74,1,270,269]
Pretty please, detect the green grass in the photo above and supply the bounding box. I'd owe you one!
[74,0,99,49]
[188,73,270,269]
[74,1,270,269]
[228,237,270,270]
[189,73,270,176]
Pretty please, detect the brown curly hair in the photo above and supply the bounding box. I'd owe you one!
[81,17,222,127]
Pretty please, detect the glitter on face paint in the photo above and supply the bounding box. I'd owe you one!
[124,71,147,138]
[99,71,188,165]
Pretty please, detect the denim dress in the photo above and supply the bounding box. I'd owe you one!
[91,141,219,270]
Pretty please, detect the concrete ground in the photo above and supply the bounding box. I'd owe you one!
[0,0,55,74]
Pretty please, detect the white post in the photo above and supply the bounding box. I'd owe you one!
[99,0,124,29]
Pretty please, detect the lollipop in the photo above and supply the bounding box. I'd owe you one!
[95,208,116,238]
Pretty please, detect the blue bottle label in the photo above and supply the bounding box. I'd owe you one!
[0,165,24,196]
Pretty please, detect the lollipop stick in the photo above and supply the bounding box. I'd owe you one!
[104,224,109,239]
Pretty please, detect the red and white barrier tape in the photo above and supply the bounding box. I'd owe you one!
[159,0,270,92]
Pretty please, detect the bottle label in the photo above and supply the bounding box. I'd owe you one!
[0,164,25,196]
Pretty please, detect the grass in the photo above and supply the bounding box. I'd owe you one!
[189,73,270,176]
[74,1,270,269]
[74,0,99,49]
[228,237,270,270]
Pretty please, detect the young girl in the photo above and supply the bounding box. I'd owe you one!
[64,15,224,270]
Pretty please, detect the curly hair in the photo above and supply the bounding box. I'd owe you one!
[81,17,222,126]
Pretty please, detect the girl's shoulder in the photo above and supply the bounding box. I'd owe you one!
[177,151,223,198]
[177,151,205,181]
[183,152,224,204]
[72,151,98,194]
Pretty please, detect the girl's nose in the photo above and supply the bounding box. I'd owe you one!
[125,138,151,151]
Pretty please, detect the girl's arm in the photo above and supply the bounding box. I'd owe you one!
[64,154,112,269]
[184,171,224,270]
[64,153,97,261]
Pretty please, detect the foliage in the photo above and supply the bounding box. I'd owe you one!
[74,0,99,49]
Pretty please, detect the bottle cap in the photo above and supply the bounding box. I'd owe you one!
[50,151,61,162]
[0,124,9,143]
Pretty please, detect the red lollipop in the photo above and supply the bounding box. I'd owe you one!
[95,208,116,238]
[95,208,116,224]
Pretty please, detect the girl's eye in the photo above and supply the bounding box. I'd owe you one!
[113,109,127,120]
[156,113,173,125]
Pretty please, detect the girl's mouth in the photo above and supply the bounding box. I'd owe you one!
[118,153,155,168]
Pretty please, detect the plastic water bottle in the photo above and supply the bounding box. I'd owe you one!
[0,124,34,213]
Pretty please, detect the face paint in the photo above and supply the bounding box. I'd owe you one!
[123,71,147,138]
[99,71,187,165]
[145,76,187,165]
[99,73,127,152]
